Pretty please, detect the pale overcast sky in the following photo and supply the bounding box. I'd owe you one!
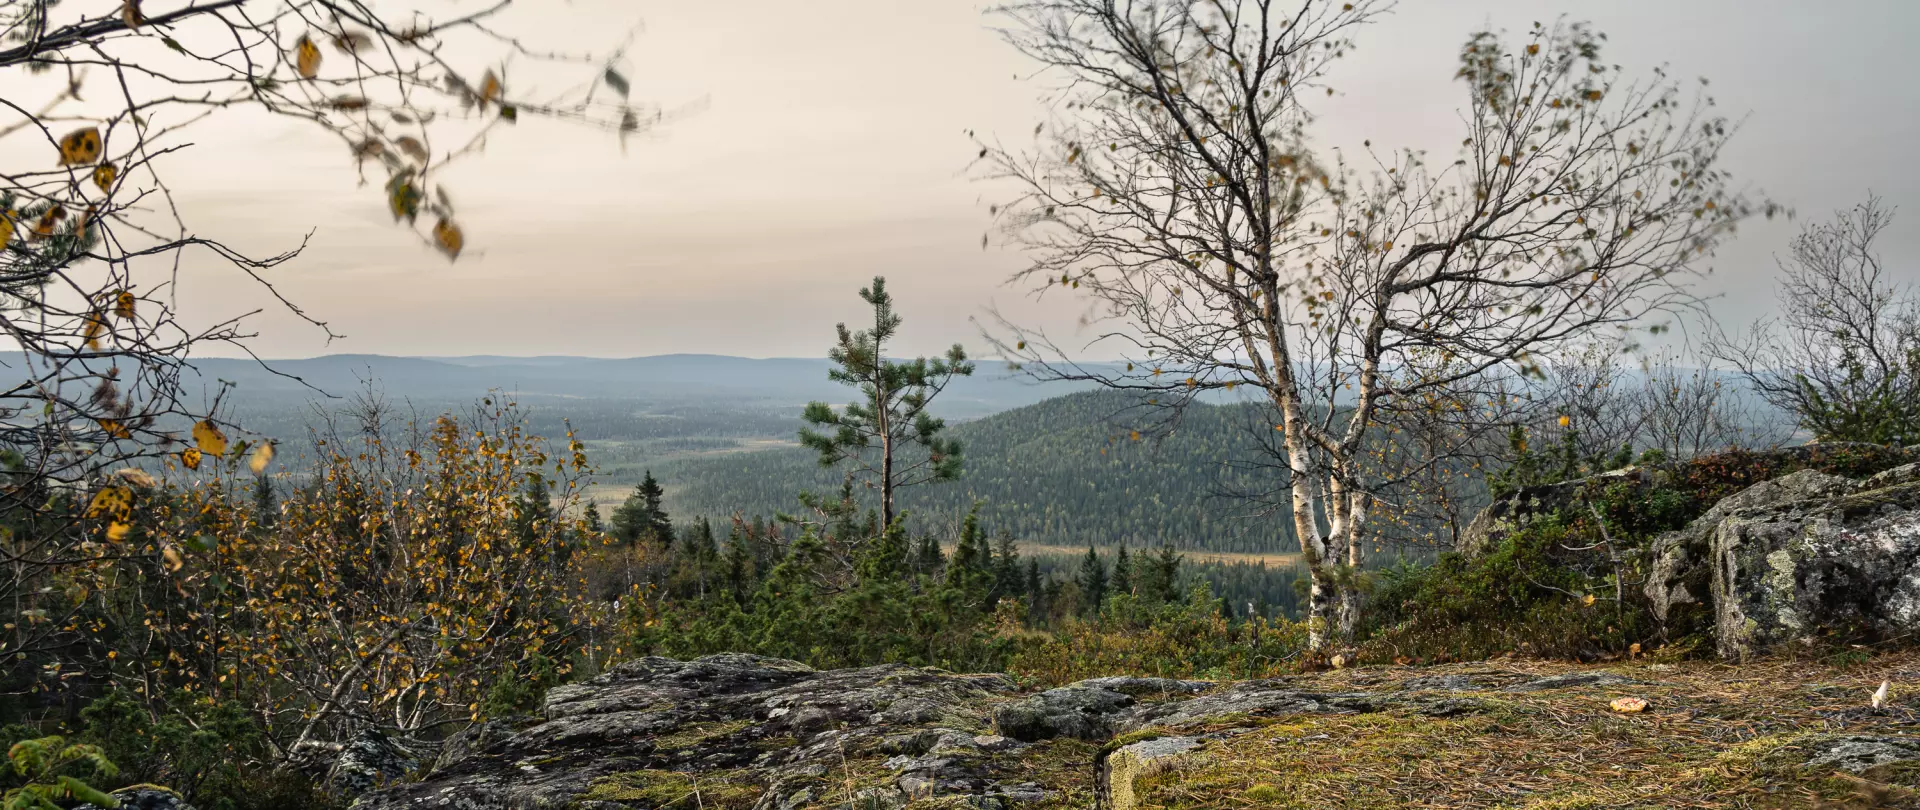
[94,0,1920,359]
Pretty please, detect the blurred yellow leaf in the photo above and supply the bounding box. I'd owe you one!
[58,127,102,166]
[193,420,228,456]
[106,521,132,542]
[432,218,463,260]
[161,545,184,571]
[113,290,135,320]
[99,419,130,439]
[82,309,107,349]
[87,485,132,519]
[479,69,503,104]
[295,35,322,79]
[1558,414,1571,428]
[249,441,275,474]
[0,212,12,251]
[113,467,157,488]
[121,0,144,28]
[93,163,117,193]
[1609,697,1648,714]
[180,447,202,470]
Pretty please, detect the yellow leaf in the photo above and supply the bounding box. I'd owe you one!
[99,419,130,439]
[179,447,202,470]
[294,34,322,79]
[113,290,135,320]
[121,0,144,28]
[193,420,228,456]
[1580,593,1596,606]
[82,309,107,349]
[58,127,102,166]
[432,218,463,260]
[249,441,275,474]
[161,545,183,572]
[1129,430,1141,442]
[479,70,503,104]
[1558,414,1571,428]
[93,163,118,193]
[0,213,12,251]
[32,205,66,239]
[106,521,132,542]
[87,485,132,519]
[1609,697,1648,714]
[1526,43,1539,56]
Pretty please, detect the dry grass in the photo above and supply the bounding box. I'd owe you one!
[1129,652,1920,810]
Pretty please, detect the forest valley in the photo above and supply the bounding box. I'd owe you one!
[4,0,1920,808]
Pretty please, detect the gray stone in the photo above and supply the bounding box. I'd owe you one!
[1803,734,1920,773]
[325,727,417,797]
[1502,672,1640,692]
[1070,676,1213,697]
[1120,682,1383,732]
[992,685,1134,742]
[354,654,1024,810]
[1103,736,1206,810]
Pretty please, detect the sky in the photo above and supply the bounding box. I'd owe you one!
[38,0,1920,360]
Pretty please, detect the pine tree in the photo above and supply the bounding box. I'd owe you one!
[1076,546,1107,616]
[722,525,755,604]
[912,532,945,579]
[1110,545,1134,597]
[798,276,975,529]
[583,500,605,535]
[1024,559,1045,621]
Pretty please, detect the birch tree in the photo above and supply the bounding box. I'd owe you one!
[976,0,1775,649]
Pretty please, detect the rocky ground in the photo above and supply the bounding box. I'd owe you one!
[321,651,1920,810]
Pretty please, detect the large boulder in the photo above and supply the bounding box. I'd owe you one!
[1458,467,1651,558]
[76,786,194,810]
[353,653,1034,810]
[1708,481,1920,660]
[991,685,1134,742]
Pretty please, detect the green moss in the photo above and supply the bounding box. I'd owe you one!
[1102,729,1166,752]
[653,719,753,751]
[582,769,761,808]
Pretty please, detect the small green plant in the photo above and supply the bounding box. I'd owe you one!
[3,736,119,810]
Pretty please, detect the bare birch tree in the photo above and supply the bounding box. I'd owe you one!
[975,0,1775,649]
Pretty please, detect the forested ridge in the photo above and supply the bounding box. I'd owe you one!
[651,389,1307,553]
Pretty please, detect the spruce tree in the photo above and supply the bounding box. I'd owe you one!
[1148,544,1183,603]
[945,505,991,594]
[798,276,975,529]
[990,530,1022,603]
[583,500,605,535]
[1110,545,1133,598]
[1076,546,1107,615]
[252,473,277,529]
[611,471,674,547]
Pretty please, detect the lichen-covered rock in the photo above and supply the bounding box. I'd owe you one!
[1802,734,1920,773]
[1707,481,1920,660]
[1501,672,1641,692]
[1118,681,1384,732]
[429,716,528,775]
[1647,469,1862,631]
[76,785,194,810]
[326,727,418,797]
[1068,676,1212,698]
[1101,736,1206,810]
[992,685,1134,742]
[354,654,1027,810]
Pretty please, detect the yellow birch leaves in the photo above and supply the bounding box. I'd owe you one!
[58,127,102,166]
[294,35,322,79]
[433,219,463,260]
[179,447,202,470]
[93,164,118,192]
[249,441,275,474]
[192,420,229,457]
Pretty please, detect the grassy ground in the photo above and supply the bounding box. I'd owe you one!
[1126,652,1920,810]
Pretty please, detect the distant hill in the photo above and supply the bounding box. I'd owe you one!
[647,389,1303,554]
[175,353,1100,418]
